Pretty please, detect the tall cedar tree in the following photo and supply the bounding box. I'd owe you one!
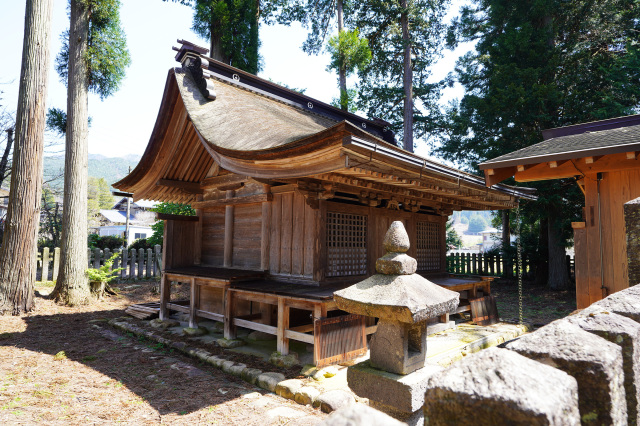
[436,0,640,289]
[165,0,302,74]
[52,0,130,305]
[352,0,449,152]
[0,0,54,314]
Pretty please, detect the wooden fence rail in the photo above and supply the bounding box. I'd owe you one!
[446,252,575,280]
[35,245,163,282]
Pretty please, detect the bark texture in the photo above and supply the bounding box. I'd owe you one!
[337,0,348,111]
[53,0,91,305]
[400,0,413,153]
[0,0,53,314]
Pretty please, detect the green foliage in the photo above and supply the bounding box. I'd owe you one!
[128,238,152,251]
[88,234,124,250]
[45,108,67,136]
[467,215,487,234]
[435,0,640,282]
[87,176,114,225]
[326,29,371,76]
[55,0,131,100]
[446,220,462,248]
[147,202,196,247]
[86,252,123,283]
[353,0,450,146]
[330,88,358,112]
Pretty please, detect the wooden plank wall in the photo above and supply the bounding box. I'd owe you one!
[201,209,225,266]
[582,169,640,306]
[270,192,317,280]
[164,220,197,269]
[232,204,262,269]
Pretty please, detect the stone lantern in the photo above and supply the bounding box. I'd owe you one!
[334,221,459,424]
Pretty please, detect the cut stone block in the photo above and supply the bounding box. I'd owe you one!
[567,311,640,425]
[314,390,355,413]
[294,386,321,406]
[217,338,245,348]
[584,284,640,323]
[275,379,304,400]
[318,403,405,426]
[349,360,443,414]
[505,320,626,425]
[256,372,285,392]
[424,347,580,425]
[240,368,262,385]
[369,320,427,375]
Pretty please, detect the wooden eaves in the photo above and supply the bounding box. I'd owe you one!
[114,40,533,212]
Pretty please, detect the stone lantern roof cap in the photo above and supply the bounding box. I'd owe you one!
[334,221,459,323]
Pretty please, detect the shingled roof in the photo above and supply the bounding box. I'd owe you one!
[479,115,640,170]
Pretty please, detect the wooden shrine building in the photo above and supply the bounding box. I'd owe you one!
[115,41,533,365]
[479,114,640,309]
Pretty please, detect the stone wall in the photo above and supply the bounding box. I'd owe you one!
[326,284,640,425]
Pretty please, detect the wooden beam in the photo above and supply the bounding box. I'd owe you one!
[157,178,203,194]
[548,160,568,168]
[277,298,290,355]
[515,152,640,182]
[157,213,199,222]
[192,193,272,208]
[200,173,249,189]
[483,166,517,187]
[626,151,639,160]
[584,156,602,164]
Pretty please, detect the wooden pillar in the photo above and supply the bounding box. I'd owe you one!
[261,198,271,271]
[194,194,203,265]
[224,288,236,339]
[159,274,170,320]
[572,222,589,309]
[189,277,198,328]
[312,303,327,365]
[277,297,290,355]
[224,190,235,268]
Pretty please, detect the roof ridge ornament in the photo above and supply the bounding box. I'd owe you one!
[172,40,216,101]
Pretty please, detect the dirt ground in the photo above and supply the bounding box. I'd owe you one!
[0,282,326,425]
[492,279,577,327]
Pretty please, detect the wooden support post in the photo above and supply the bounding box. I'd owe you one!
[224,190,235,268]
[440,313,449,323]
[146,248,152,277]
[189,277,198,328]
[52,247,60,282]
[224,289,237,339]
[194,194,203,265]
[93,247,101,269]
[138,248,145,279]
[129,250,136,278]
[42,247,49,282]
[277,297,290,355]
[261,200,271,271]
[121,249,128,279]
[159,274,169,320]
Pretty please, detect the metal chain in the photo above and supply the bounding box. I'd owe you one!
[516,204,523,326]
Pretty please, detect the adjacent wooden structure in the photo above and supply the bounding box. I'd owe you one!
[115,41,532,364]
[479,114,640,308]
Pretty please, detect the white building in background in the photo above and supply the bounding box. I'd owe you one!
[480,228,516,252]
[96,209,153,246]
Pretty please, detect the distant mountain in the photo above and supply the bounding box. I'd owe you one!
[43,154,141,190]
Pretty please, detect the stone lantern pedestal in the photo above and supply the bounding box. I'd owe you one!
[334,221,459,425]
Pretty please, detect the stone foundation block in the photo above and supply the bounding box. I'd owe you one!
[240,368,262,385]
[505,320,626,425]
[568,311,640,424]
[294,386,321,406]
[318,403,405,426]
[275,379,304,400]
[424,347,580,425]
[313,390,355,413]
[584,284,640,323]
[256,372,285,392]
[348,360,443,414]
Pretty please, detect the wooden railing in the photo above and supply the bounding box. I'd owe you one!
[446,252,575,280]
[35,245,163,282]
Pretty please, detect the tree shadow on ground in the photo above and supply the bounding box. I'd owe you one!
[0,291,260,419]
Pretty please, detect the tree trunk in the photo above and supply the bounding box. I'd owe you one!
[52,0,91,306]
[0,0,53,315]
[0,129,13,188]
[400,0,413,152]
[502,209,512,278]
[209,5,228,64]
[547,210,570,290]
[336,0,348,110]
[534,218,549,286]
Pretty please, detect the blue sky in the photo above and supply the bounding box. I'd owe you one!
[0,0,470,159]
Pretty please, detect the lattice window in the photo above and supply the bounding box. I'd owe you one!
[417,221,441,272]
[326,212,368,277]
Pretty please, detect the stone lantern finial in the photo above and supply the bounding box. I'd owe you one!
[376,221,417,275]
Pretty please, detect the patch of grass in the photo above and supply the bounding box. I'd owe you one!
[82,356,97,362]
[32,390,54,399]
[53,351,67,361]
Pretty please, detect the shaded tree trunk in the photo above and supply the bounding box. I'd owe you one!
[534,218,549,286]
[547,210,570,290]
[337,0,348,110]
[0,129,13,188]
[502,209,512,278]
[0,0,53,314]
[400,0,413,152]
[52,0,91,305]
